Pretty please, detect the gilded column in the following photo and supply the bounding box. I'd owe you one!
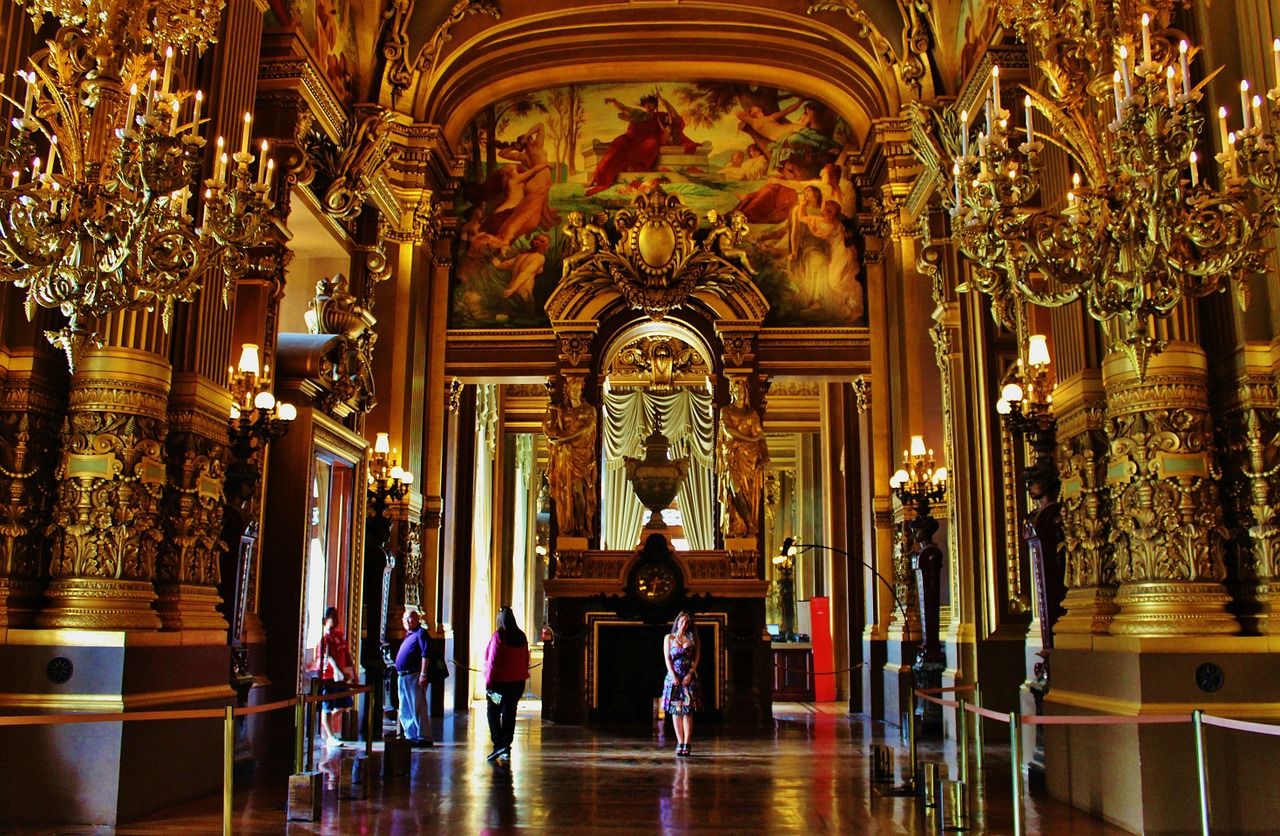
[1215,344,1280,634]
[0,347,65,627]
[1104,343,1239,636]
[39,342,172,630]
[1053,369,1118,635]
[155,377,232,630]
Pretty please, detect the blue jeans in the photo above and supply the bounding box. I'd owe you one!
[397,671,427,741]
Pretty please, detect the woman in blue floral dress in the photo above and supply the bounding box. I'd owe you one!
[662,611,702,757]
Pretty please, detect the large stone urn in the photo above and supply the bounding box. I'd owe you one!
[623,420,689,530]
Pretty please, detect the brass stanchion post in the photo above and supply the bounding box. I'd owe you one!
[306,678,320,773]
[908,689,919,792]
[958,697,970,786]
[365,686,373,760]
[1194,709,1211,835]
[1009,712,1025,836]
[973,684,986,772]
[223,705,234,836]
[293,695,305,774]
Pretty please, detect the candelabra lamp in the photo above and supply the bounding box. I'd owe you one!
[996,334,1059,502]
[0,3,275,369]
[226,343,296,481]
[365,432,414,739]
[889,436,947,732]
[945,3,1280,380]
[771,547,797,641]
[368,432,414,515]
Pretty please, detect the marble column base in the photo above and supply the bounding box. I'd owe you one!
[0,632,233,825]
[1046,638,1280,833]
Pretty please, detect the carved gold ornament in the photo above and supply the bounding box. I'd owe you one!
[561,189,754,320]
[0,9,272,370]
[943,2,1277,380]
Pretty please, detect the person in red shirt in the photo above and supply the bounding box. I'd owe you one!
[482,606,530,761]
[315,605,358,745]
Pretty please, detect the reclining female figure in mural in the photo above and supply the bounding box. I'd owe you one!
[718,377,769,539]
[586,90,698,196]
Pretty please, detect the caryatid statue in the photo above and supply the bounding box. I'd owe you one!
[717,376,769,538]
[544,375,599,538]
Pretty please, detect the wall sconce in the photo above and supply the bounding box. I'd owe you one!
[368,432,413,514]
[228,343,295,450]
[995,334,1058,501]
[889,435,947,518]
[772,541,797,641]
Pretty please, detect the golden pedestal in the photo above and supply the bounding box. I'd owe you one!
[1053,586,1118,636]
[36,579,161,631]
[154,584,228,631]
[1109,581,1239,637]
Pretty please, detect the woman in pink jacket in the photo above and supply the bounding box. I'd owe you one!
[483,606,530,761]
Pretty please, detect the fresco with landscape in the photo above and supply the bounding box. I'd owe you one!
[449,82,867,329]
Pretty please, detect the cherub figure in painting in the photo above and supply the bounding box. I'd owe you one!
[704,209,754,274]
[563,210,611,273]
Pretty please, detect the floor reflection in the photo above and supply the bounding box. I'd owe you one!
[23,700,1129,835]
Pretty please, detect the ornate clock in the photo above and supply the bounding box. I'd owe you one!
[635,561,678,604]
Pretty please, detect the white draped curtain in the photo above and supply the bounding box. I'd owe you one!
[601,388,715,550]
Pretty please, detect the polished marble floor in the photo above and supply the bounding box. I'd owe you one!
[13,702,1126,835]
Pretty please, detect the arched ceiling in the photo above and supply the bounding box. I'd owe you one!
[404,1,908,148]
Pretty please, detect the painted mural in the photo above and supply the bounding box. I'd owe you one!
[266,0,359,105]
[450,82,867,329]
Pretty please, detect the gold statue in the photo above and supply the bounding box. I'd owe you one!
[544,376,599,538]
[717,376,769,538]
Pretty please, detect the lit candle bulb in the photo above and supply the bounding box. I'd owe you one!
[21,71,34,121]
[220,151,230,185]
[45,135,56,178]
[1253,95,1264,133]
[1241,80,1253,131]
[1218,106,1230,150]
[1119,45,1132,98]
[1113,71,1124,121]
[30,156,39,182]
[1024,94,1033,143]
[1273,39,1280,95]
[213,136,225,181]
[952,161,961,204]
[1228,132,1239,180]
[1181,40,1191,98]
[1189,150,1199,186]
[1141,13,1152,65]
[239,111,252,156]
[265,158,275,192]
[1166,66,1176,103]
[189,90,202,136]
[992,65,1001,109]
[125,83,138,131]
[257,140,269,184]
[960,110,969,156]
[145,69,157,119]
[9,170,18,188]
[1073,172,1081,190]
[162,46,173,94]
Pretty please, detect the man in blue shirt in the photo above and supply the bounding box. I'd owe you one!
[395,609,434,747]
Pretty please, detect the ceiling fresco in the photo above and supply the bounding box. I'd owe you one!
[450,81,868,330]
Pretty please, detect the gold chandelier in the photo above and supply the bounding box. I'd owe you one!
[948,0,1277,379]
[0,0,272,369]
